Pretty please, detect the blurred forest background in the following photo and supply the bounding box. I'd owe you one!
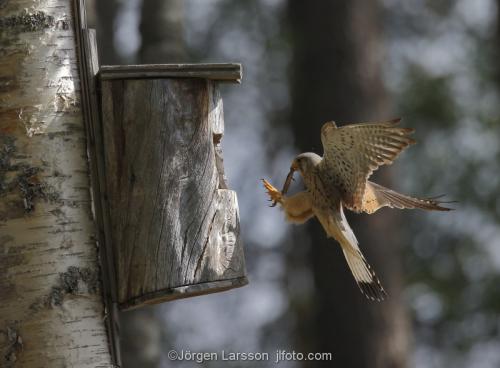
[87,0,500,367]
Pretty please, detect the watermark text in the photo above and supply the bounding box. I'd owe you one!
[167,349,332,364]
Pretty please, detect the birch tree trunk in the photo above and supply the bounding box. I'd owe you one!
[0,1,113,367]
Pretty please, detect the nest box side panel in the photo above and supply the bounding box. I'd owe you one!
[100,78,247,309]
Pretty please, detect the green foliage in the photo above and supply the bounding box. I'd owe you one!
[398,65,457,129]
[387,1,500,365]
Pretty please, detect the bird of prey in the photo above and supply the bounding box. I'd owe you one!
[262,118,452,301]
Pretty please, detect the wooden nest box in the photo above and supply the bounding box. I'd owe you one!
[92,63,247,310]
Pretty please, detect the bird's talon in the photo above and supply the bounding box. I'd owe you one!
[261,178,283,205]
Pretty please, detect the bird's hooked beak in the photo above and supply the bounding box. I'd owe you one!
[270,162,297,207]
[283,160,300,195]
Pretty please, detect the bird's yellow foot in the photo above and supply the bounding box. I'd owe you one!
[261,179,283,207]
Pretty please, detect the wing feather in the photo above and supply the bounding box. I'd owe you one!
[319,118,415,212]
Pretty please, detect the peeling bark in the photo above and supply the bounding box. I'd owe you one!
[0,1,112,367]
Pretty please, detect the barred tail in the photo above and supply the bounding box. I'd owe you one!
[322,206,387,301]
[341,245,386,302]
[367,181,453,212]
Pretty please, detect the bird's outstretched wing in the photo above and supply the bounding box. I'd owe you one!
[361,181,453,214]
[319,118,415,212]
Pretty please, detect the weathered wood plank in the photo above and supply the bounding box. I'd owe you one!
[121,277,248,311]
[99,63,242,83]
[73,0,121,362]
[77,28,122,366]
[99,77,247,309]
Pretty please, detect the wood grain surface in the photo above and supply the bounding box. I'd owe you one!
[99,77,247,309]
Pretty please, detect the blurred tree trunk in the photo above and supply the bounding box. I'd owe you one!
[139,0,186,63]
[497,0,500,86]
[287,1,410,367]
[94,0,121,64]
[120,310,163,368]
[0,1,112,366]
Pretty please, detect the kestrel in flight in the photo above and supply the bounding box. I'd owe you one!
[262,118,452,301]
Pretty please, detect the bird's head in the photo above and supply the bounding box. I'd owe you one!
[278,152,322,199]
[291,152,322,175]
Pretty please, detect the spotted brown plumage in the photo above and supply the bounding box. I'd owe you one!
[262,118,453,301]
[320,118,416,212]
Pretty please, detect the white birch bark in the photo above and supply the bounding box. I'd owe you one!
[0,1,113,367]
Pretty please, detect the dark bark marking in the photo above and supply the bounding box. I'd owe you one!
[29,266,99,310]
[0,11,55,32]
[1,324,23,368]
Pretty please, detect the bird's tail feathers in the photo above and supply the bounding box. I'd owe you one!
[369,181,453,212]
[341,246,387,302]
[330,207,387,301]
